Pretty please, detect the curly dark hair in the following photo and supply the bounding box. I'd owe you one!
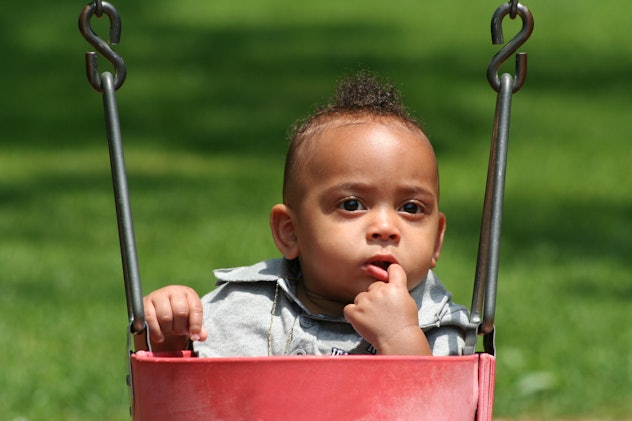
[282,71,424,203]
[290,70,420,139]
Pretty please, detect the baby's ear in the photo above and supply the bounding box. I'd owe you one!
[431,212,447,268]
[270,204,299,260]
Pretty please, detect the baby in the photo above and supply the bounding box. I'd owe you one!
[139,71,470,357]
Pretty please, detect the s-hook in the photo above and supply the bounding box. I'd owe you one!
[79,1,145,335]
[466,1,534,356]
[79,1,126,92]
[487,1,534,93]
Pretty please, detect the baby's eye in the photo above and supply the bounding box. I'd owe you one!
[400,201,424,214]
[339,198,365,212]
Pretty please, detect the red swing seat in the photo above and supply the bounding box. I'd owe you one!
[130,351,495,420]
[77,1,533,418]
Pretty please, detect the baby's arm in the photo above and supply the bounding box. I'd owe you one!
[343,264,431,355]
[134,285,208,352]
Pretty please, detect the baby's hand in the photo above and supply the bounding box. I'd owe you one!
[343,264,431,355]
[139,285,208,352]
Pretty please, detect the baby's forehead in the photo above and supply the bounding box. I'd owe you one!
[305,118,432,157]
[284,115,438,205]
[312,114,424,136]
[303,121,436,177]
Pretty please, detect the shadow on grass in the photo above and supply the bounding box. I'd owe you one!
[3,1,632,284]
[0,8,496,158]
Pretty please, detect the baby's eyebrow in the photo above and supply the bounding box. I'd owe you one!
[321,182,374,195]
[397,185,436,198]
[323,182,437,199]
[331,181,365,190]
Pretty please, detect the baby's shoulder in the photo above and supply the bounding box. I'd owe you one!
[201,258,288,307]
[415,270,470,327]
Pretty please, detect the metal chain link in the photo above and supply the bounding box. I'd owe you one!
[94,0,104,17]
[509,0,519,19]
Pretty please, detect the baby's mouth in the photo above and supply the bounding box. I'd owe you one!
[364,256,397,282]
[370,261,392,271]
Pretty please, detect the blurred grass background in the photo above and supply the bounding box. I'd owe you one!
[1,0,631,419]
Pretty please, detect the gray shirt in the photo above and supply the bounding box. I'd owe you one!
[194,258,470,357]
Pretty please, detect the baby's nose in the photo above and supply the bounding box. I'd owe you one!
[367,210,401,242]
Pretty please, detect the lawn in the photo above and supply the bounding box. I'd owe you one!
[1,0,631,419]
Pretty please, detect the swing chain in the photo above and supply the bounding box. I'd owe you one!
[466,1,534,356]
[94,0,104,17]
[78,1,126,92]
[487,1,534,93]
[78,1,146,336]
[509,0,519,19]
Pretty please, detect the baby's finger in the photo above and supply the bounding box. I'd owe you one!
[185,292,206,342]
[367,280,386,292]
[169,293,193,337]
[343,302,358,322]
[386,264,407,287]
[143,296,165,343]
[152,294,179,339]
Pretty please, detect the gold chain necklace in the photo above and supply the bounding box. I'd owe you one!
[268,282,294,356]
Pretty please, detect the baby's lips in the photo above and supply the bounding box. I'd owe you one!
[364,263,389,282]
[365,254,398,282]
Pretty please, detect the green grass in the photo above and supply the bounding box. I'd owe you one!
[1,0,631,419]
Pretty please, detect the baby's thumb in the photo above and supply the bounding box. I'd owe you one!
[387,263,407,287]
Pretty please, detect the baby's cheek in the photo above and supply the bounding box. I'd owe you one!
[406,274,425,291]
